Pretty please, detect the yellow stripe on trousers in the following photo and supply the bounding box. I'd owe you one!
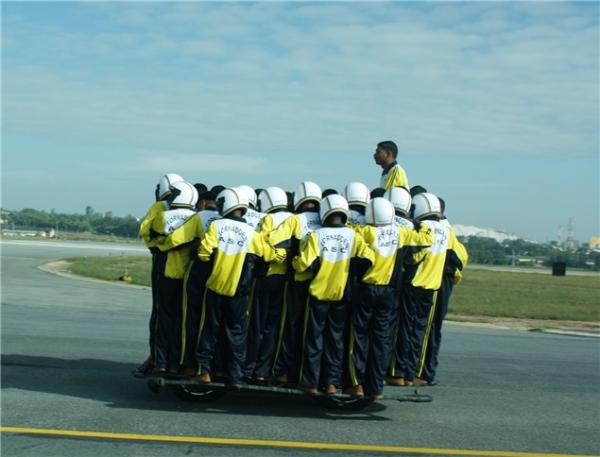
[195,287,209,375]
[271,281,289,377]
[179,262,194,365]
[416,290,438,378]
[1,427,596,457]
[348,323,359,386]
[297,295,311,384]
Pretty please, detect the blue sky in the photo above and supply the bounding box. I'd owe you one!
[2,2,598,242]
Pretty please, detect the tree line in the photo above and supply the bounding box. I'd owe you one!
[1,207,140,238]
[2,207,598,270]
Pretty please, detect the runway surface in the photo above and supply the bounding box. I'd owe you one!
[1,239,599,457]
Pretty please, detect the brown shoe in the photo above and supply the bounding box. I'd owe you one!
[150,367,167,377]
[413,377,435,386]
[302,386,319,396]
[191,373,211,384]
[179,366,197,377]
[325,384,337,395]
[385,375,407,386]
[370,394,384,400]
[343,384,364,397]
[273,373,289,385]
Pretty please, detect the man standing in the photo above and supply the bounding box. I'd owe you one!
[373,141,409,190]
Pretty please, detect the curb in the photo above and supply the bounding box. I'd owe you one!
[534,329,600,339]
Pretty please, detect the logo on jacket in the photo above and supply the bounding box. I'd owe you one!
[218,225,249,249]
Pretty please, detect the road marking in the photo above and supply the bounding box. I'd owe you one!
[1,426,596,457]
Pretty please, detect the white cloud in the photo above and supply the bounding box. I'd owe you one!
[143,153,269,174]
[2,2,598,161]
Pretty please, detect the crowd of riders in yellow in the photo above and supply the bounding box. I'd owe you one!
[134,141,468,400]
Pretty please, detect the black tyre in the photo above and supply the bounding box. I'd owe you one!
[316,395,375,411]
[174,385,227,402]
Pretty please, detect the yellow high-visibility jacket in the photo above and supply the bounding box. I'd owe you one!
[159,208,221,253]
[268,210,322,282]
[292,226,374,302]
[440,219,469,284]
[150,207,197,279]
[360,222,433,286]
[139,200,169,248]
[257,211,294,276]
[380,162,409,190]
[406,219,467,290]
[198,216,286,297]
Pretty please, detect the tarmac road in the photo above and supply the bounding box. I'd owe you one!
[1,239,599,457]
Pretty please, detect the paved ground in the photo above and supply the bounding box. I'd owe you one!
[1,239,599,457]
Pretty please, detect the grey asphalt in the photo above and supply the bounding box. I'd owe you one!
[1,239,599,457]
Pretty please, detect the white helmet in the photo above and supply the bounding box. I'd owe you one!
[385,187,411,216]
[294,181,321,211]
[344,182,370,207]
[216,188,249,217]
[237,185,258,209]
[157,173,184,201]
[319,194,349,224]
[365,197,394,226]
[412,192,442,220]
[258,186,288,214]
[169,181,198,209]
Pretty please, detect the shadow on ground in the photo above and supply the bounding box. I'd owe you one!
[1,354,391,421]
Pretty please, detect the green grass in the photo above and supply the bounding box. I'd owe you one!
[65,256,600,322]
[450,268,600,321]
[67,256,152,287]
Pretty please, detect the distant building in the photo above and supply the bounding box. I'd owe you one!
[589,236,600,251]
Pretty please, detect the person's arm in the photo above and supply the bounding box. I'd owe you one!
[268,215,297,248]
[250,232,287,264]
[398,222,433,249]
[352,231,375,265]
[292,232,319,273]
[159,216,200,252]
[139,201,164,247]
[257,214,274,237]
[197,221,218,262]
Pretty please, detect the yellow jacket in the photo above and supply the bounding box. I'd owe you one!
[406,219,467,290]
[257,211,294,276]
[198,216,286,297]
[360,223,433,286]
[139,201,169,248]
[159,208,221,254]
[293,226,374,301]
[150,207,197,279]
[440,219,469,284]
[268,210,322,282]
[380,162,409,190]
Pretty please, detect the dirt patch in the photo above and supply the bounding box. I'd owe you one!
[446,314,599,334]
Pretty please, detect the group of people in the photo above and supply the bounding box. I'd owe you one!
[134,141,468,399]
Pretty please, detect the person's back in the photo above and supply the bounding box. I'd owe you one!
[150,180,198,375]
[388,192,459,386]
[267,181,322,383]
[195,188,285,386]
[347,198,432,398]
[293,195,374,395]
